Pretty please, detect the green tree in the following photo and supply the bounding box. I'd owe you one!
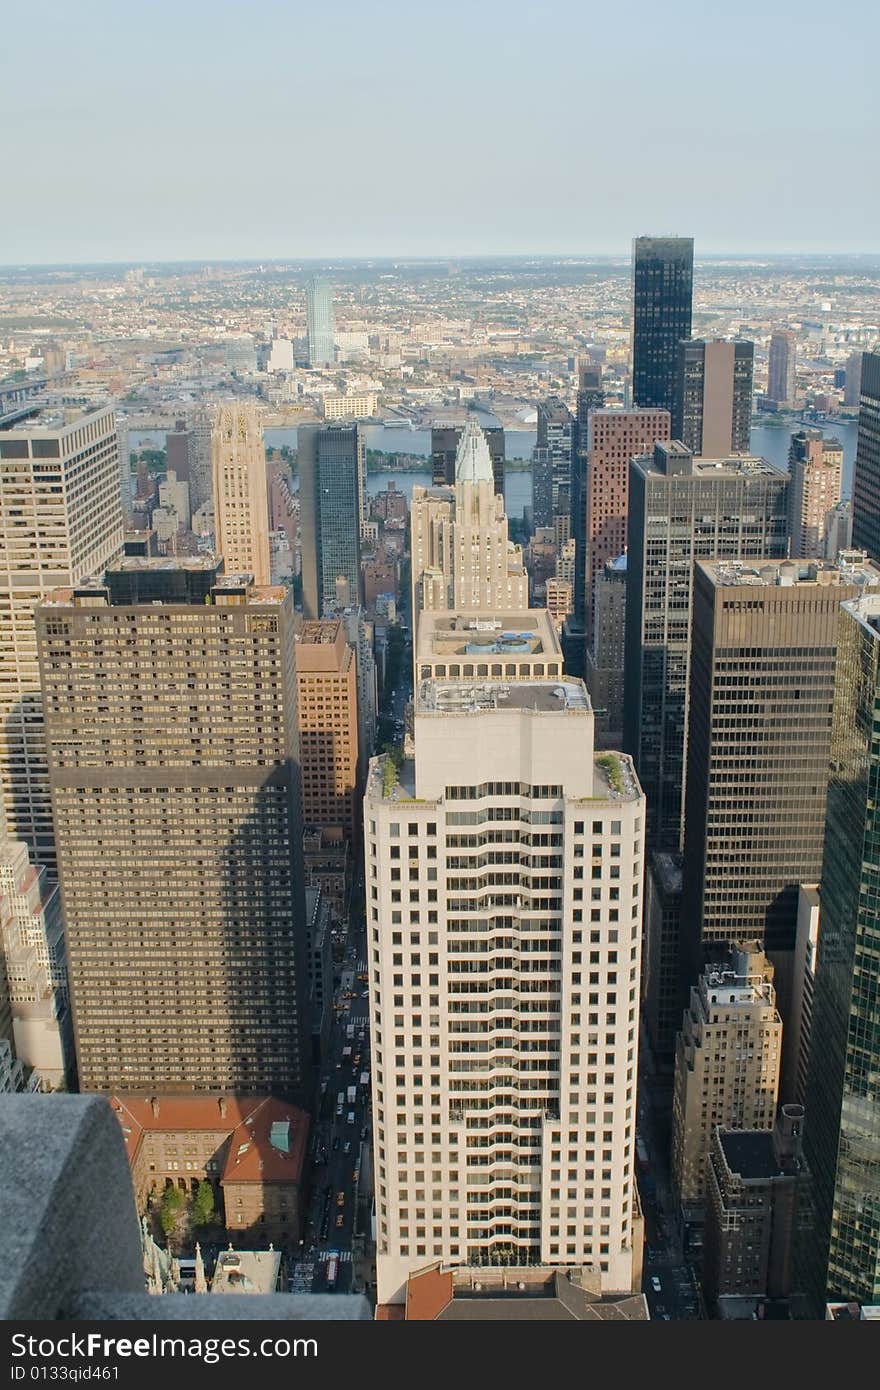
[159,1185,184,1238]
[192,1180,215,1228]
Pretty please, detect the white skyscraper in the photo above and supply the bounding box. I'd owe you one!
[365,675,645,1306]
[410,419,528,621]
[0,404,124,867]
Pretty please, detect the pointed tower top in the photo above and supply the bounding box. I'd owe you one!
[454,418,495,487]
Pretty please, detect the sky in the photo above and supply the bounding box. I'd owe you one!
[1,0,878,263]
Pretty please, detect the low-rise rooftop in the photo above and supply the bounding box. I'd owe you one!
[698,552,880,591]
[417,677,590,715]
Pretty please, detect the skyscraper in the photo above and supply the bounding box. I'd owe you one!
[767,330,797,406]
[431,421,505,499]
[585,554,628,745]
[365,675,645,1305]
[298,424,364,619]
[584,408,670,640]
[571,363,605,626]
[787,430,844,560]
[850,352,880,561]
[672,339,754,457]
[211,403,271,584]
[624,443,789,851]
[306,277,335,367]
[671,944,781,1222]
[844,350,863,409]
[35,558,311,1099]
[186,407,214,513]
[631,237,694,413]
[802,592,880,1308]
[535,398,574,522]
[681,556,880,989]
[410,420,528,621]
[0,404,124,868]
[295,620,360,844]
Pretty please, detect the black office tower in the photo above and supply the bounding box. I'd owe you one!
[632,237,694,414]
[299,424,364,620]
[851,352,880,562]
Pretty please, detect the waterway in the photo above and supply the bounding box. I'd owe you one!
[129,415,861,522]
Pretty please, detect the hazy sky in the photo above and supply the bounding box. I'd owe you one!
[2,0,877,262]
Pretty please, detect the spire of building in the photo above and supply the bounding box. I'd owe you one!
[454,418,495,486]
[194,1242,207,1293]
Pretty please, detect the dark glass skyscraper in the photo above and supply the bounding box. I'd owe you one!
[851,352,880,562]
[802,594,880,1309]
[299,424,364,619]
[632,237,694,413]
[571,363,605,626]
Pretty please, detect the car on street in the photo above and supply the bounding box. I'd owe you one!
[336,1192,345,1207]
[650,1276,662,1293]
[332,1137,340,1151]
[344,1141,351,1154]
[336,1215,344,1228]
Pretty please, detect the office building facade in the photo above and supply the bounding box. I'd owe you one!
[571,363,605,626]
[299,424,364,619]
[631,237,694,414]
[672,339,753,458]
[681,556,880,980]
[624,444,789,852]
[366,678,645,1305]
[0,405,124,868]
[803,594,880,1307]
[585,554,627,745]
[851,352,880,561]
[585,409,670,641]
[35,559,311,1099]
[295,620,360,843]
[788,430,844,560]
[535,398,574,523]
[211,403,271,585]
[672,945,782,1218]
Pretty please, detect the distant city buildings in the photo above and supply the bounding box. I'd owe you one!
[672,339,753,457]
[631,237,694,413]
[306,278,336,367]
[0,404,124,868]
[211,403,271,584]
[767,330,797,406]
[36,559,311,1099]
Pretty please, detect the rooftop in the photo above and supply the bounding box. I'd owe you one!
[718,1130,779,1181]
[417,677,590,715]
[0,402,114,437]
[416,608,562,662]
[698,552,880,591]
[637,443,784,481]
[398,1264,648,1321]
[211,1248,282,1296]
[454,417,495,486]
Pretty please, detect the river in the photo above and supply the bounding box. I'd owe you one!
[129,415,861,521]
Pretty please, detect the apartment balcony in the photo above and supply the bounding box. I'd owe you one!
[0,1095,371,1321]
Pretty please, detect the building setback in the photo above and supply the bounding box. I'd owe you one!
[851,352,880,562]
[672,339,753,458]
[0,404,124,869]
[298,423,364,618]
[802,593,880,1309]
[631,237,694,414]
[366,677,645,1306]
[35,559,311,1100]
